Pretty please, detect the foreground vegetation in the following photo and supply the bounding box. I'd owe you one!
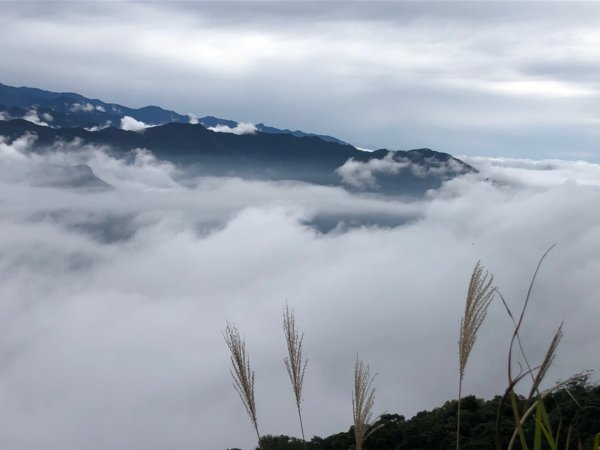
[258,375,600,450]
[225,249,600,450]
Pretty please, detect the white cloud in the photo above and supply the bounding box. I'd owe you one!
[0,139,598,448]
[0,133,37,160]
[91,147,180,191]
[23,108,50,127]
[95,105,106,112]
[120,116,151,132]
[0,111,10,120]
[335,152,409,189]
[70,102,95,113]
[335,153,467,190]
[85,121,112,132]
[207,121,257,135]
[41,112,53,122]
[187,114,199,125]
[461,155,600,188]
[409,156,468,179]
[0,134,177,191]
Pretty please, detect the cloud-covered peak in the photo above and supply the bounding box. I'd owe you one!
[336,152,409,189]
[70,102,95,113]
[23,108,52,127]
[207,121,257,135]
[120,115,151,132]
[336,151,471,191]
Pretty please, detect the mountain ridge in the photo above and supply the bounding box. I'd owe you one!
[0,82,476,196]
[0,82,347,144]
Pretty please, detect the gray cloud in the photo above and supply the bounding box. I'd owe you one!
[336,153,410,189]
[23,108,51,127]
[2,2,600,159]
[0,136,599,448]
[70,102,96,113]
[336,152,468,189]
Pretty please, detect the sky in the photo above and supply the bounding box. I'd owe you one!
[2,1,600,160]
[2,1,600,449]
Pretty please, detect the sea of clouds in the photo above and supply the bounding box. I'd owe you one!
[0,135,599,449]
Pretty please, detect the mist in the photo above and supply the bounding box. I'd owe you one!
[0,137,599,449]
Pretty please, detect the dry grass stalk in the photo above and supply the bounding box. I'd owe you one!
[506,245,556,387]
[459,261,495,380]
[528,322,564,399]
[494,246,561,450]
[457,261,495,450]
[283,305,308,448]
[353,358,376,450]
[223,321,261,446]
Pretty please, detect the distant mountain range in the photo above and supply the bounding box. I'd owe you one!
[0,82,475,195]
[0,82,346,144]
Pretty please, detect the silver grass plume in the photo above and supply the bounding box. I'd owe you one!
[457,261,495,450]
[283,305,308,448]
[353,358,376,450]
[224,321,261,447]
[459,261,495,379]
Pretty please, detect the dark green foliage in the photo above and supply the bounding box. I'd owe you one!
[309,430,354,450]
[544,375,600,450]
[256,380,600,450]
[260,435,307,450]
[402,400,458,450]
[365,414,405,450]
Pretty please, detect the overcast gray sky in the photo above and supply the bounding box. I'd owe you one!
[2,1,600,160]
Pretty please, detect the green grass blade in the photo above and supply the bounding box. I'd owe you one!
[554,416,562,448]
[535,399,558,450]
[534,400,542,450]
[511,392,529,450]
[565,422,572,450]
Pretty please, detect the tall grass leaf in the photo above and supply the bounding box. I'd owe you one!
[511,391,529,450]
[536,399,558,450]
[534,400,542,450]
[565,422,573,450]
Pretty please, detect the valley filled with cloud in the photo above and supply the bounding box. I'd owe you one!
[1,137,598,448]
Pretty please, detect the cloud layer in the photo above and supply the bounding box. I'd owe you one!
[0,135,599,448]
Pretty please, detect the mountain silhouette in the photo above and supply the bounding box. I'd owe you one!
[0,82,476,196]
